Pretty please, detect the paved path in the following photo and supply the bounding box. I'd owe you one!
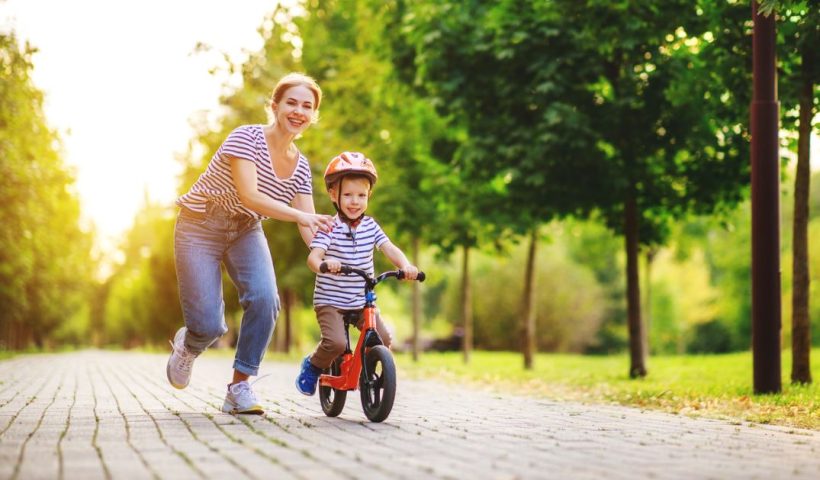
[1,351,818,480]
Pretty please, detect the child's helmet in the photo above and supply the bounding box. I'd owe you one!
[323,152,378,191]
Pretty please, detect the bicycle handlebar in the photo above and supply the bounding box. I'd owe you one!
[319,262,426,283]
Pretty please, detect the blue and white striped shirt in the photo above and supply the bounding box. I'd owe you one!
[176,124,313,219]
[311,216,389,308]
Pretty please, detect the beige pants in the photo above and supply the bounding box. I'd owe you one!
[309,305,393,369]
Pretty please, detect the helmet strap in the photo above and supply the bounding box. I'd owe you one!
[333,203,363,228]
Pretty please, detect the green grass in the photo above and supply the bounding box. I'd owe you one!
[394,349,820,430]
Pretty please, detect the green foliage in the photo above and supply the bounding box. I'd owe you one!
[101,201,180,347]
[809,219,820,344]
[563,218,628,353]
[775,0,820,131]
[0,33,95,349]
[9,0,813,370]
[687,320,734,353]
[436,233,607,353]
[402,0,750,244]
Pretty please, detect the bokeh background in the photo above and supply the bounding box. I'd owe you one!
[1,0,818,370]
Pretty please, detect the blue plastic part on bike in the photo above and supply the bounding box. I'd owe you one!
[366,291,376,303]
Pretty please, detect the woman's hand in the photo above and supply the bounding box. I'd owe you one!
[298,212,334,236]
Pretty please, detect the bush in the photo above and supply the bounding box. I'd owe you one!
[686,320,733,354]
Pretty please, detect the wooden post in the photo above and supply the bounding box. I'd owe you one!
[750,0,781,394]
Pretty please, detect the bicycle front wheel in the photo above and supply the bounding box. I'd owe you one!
[359,345,396,422]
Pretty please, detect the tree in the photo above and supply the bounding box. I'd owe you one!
[0,33,94,349]
[402,0,752,377]
[399,0,592,367]
[286,0,467,360]
[773,0,819,385]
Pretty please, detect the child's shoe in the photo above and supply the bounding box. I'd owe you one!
[221,381,264,415]
[295,355,322,396]
[166,327,197,389]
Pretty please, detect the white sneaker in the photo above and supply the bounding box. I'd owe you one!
[221,380,264,415]
[166,327,197,389]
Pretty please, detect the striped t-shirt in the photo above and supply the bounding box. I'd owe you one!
[310,216,389,308]
[176,124,313,219]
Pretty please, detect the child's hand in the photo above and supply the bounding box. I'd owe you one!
[324,259,343,274]
[401,265,419,281]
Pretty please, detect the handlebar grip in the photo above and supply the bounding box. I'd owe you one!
[319,262,353,275]
[397,270,426,282]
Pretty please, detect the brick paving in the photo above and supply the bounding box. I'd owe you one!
[1,350,818,479]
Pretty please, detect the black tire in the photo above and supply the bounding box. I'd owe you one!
[359,345,396,422]
[319,357,347,417]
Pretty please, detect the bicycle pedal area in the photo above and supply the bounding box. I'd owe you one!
[1,350,819,479]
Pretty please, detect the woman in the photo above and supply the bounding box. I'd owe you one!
[168,72,334,415]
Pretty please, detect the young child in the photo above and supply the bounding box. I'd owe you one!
[296,151,419,396]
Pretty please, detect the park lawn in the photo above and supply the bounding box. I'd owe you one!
[393,349,820,431]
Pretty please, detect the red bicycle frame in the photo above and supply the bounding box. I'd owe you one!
[318,304,377,391]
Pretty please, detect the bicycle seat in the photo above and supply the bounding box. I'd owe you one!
[337,309,363,326]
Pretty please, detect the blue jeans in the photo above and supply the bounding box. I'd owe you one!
[174,203,280,376]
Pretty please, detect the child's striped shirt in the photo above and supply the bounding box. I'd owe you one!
[310,216,389,308]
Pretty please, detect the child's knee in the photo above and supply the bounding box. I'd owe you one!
[320,337,346,357]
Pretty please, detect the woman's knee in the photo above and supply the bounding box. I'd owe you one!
[241,287,279,318]
[190,319,227,344]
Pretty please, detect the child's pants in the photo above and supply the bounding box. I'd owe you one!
[309,305,393,369]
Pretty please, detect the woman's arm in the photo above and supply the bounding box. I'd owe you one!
[292,193,320,246]
[231,158,333,234]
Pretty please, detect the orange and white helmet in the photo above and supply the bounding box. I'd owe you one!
[323,151,378,191]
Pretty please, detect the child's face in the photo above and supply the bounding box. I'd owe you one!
[331,177,371,219]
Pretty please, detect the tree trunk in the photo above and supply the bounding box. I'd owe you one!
[522,228,538,370]
[625,196,647,378]
[791,49,813,385]
[411,237,422,362]
[461,245,473,363]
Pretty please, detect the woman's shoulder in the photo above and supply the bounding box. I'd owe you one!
[295,148,311,164]
[227,124,263,138]
[294,150,313,176]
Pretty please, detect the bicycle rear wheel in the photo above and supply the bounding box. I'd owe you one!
[319,357,347,417]
[359,345,396,422]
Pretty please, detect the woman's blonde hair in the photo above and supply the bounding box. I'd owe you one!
[270,72,322,123]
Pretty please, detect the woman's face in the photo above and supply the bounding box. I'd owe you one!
[273,85,316,135]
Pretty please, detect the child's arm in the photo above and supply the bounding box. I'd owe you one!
[307,247,342,274]
[379,241,419,280]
